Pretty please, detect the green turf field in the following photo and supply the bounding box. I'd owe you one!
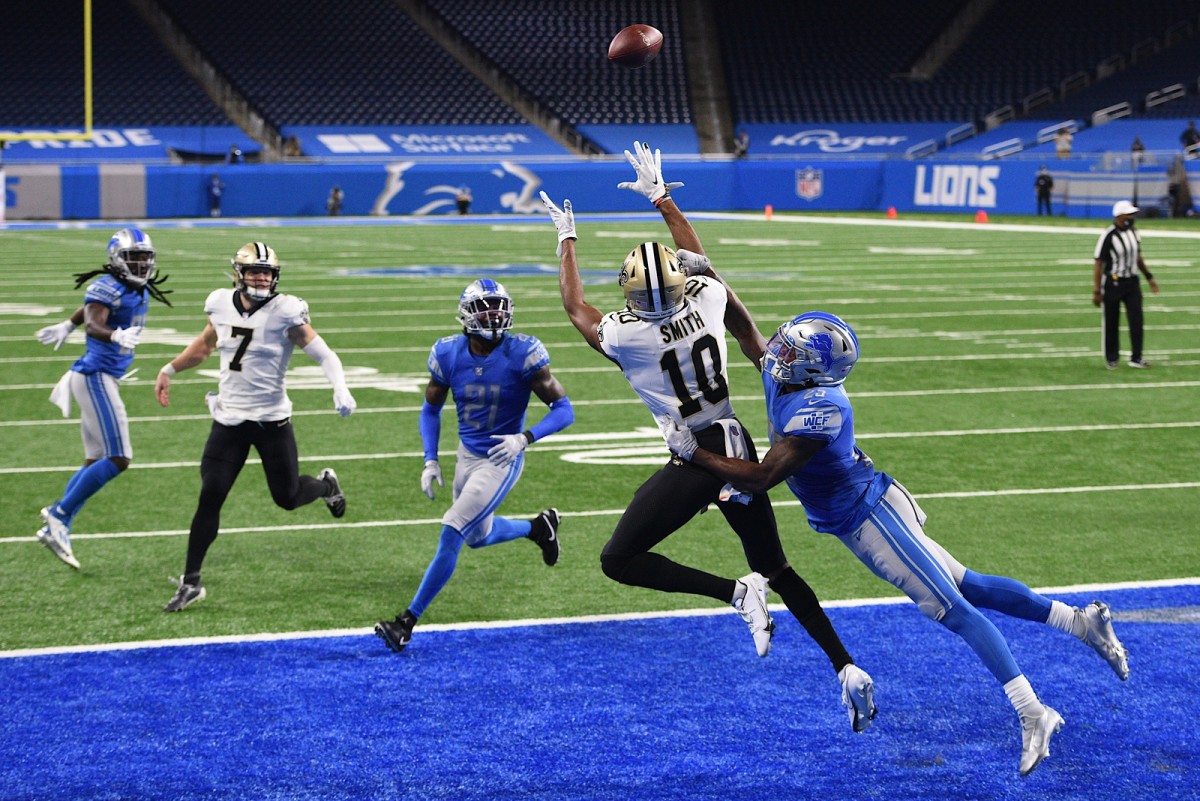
[2,212,1197,651]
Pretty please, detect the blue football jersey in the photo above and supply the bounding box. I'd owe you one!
[763,372,893,537]
[72,275,149,377]
[428,333,551,457]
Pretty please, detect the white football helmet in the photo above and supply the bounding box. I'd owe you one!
[619,242,686,320]
[457,279,513,340]
[232,242,280,300]
[107,228,157,287]
[763,311,860,387]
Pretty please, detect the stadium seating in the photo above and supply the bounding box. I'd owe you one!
[0,0,227,127]
[423,0,691,125]
[156,0,524,126]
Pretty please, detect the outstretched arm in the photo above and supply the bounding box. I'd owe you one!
[541,191,605,353]
[661,416,825,493]
[155,323,218,407]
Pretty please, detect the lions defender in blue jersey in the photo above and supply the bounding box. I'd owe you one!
[664,311,1131,776]
[33,228,172,569]
[375,279,575,653]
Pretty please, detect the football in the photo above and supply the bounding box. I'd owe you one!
[607,24,663,68]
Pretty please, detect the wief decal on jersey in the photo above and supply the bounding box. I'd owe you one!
[204,288,309,425]
[784,405,842,439]
[597,275,735,430]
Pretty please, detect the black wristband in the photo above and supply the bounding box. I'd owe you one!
[523,430,535,444]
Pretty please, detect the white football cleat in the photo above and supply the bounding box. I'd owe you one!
[838,664,878,733]
[1019,705,1064,776]
[733,572,774,657]
[37,506,80,570]
[1079,601,1130,681]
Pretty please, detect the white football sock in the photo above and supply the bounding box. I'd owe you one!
[1003,675,1045,720]
[1046,600,1086,638]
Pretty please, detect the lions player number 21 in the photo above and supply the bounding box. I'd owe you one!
[659,334,728,419]
[461,383,501,430]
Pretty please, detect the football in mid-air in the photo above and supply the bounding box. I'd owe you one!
[608,24,663,68]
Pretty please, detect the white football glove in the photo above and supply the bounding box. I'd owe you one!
[36,320,77,351]
[617,140,683,204]
[675,248,712,276]
[655,414,698,461]
[420,459,443,501]
[333,387,356,417]
[487,433,529,467]
[539,191,576,257]
[110,325,143,351]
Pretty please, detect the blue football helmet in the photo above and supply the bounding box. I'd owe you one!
[458,279,513,340]
[107,228,157,287]
[763,311,860,387]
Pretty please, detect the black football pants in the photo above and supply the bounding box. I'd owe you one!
[1102,279,1144,363]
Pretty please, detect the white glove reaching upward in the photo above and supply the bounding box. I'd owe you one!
[539,191,576,257]
[487,433,529,467]
[110,325,143,351]
[420,459,443,501]
[675,249,712,276]
[656,414,698,460]
[36,320,77,351]
[617,140,683,204]
[333,387,356,417]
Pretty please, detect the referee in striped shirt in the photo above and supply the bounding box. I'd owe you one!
[1093,200,1160,369]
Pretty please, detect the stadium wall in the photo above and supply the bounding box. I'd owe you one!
[4,159,1196,220]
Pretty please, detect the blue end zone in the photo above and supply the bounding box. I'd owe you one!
[2,584,1196,800]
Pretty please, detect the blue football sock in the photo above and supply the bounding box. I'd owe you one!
[56,459,121,520]
[408,526,465,619]
[960,569,1052,623]
[470,516,532,548]
[940,601,1022,684]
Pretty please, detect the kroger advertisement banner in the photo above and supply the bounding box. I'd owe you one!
[285,125,571,158]
[743,123,967,157]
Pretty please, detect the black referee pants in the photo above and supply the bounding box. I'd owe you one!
[184,418,327,576]
[1102,278,1144,364]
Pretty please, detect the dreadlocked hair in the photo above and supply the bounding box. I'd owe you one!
[72,265,174,307]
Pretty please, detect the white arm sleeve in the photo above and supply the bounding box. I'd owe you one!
[302,335,348,390]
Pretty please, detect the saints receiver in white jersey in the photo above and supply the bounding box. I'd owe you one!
[538,141,877,733]
[664,311,1131,775]
[153,242,356,612]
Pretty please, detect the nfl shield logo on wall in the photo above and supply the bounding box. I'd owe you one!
[796,167,823,201]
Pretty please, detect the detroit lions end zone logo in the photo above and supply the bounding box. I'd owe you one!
[796,168,823,201]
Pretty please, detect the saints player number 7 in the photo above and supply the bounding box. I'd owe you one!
[229,326,253,372]
[659,334,729,419]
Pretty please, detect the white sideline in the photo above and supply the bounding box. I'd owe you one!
[2,577,1196,661]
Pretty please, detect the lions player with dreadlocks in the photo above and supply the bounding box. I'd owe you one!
[375,279,574,654]
[661,311,1130,775]
[154,243,355,612]
[33,228,171,569]
[539,141,877,733]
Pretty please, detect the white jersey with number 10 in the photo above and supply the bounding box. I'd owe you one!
[597,275,735,431]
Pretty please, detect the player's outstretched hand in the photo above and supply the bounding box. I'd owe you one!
[36,320,77,350]
[617,140,683,204]
[487,433,529,467]
[539,191,576,257]
[421,459,443,500]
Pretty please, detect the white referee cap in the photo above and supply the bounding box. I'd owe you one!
[1112,200,1140,217]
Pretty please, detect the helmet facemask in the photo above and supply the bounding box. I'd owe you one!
[232,242,280,301]
[619,242,686,321]
[457,279,513,340]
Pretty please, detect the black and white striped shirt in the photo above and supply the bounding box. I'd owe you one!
[1094,225,1141,280]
